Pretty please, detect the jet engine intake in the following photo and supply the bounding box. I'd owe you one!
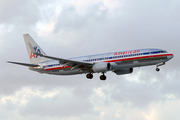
[114,68,133,75]
[92,62,111,73]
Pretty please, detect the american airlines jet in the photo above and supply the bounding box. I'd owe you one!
[8,34,174,80]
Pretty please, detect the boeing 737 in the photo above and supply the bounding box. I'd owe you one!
[7,34,174,80]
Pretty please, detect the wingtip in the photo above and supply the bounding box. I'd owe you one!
[7,61,15,64]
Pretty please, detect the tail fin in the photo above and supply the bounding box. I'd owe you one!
[23,34,51,64]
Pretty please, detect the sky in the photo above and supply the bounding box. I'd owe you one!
[0,0,180,120]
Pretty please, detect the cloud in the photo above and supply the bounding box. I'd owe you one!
[69,0,120,15]
[0,0,179,120]
[17,87,94,117]
[0,0,41,25]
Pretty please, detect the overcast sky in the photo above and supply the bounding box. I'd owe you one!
[0,0,180,120]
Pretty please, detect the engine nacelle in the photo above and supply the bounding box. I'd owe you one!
[114,68,133,75]
[92,62,111,73]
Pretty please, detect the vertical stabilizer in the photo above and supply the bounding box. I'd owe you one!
[23,34,51,64]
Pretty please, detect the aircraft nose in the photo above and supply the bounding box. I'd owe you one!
[167,54,174,59]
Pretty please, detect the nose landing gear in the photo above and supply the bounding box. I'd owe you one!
[156,62,165,72]
[156,68,160,71]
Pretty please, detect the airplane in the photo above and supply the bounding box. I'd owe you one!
[7,34,174,80]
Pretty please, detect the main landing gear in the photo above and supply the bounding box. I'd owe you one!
[86,73,107,80]
[100,73,106,80]
[86,73,93,79]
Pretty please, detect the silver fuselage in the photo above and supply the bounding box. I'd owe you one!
[29,48,173,75]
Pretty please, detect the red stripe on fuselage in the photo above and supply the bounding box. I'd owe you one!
[104,53,173,63]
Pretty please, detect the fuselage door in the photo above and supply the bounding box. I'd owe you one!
[148,52,153,65]
[149,52,153,58]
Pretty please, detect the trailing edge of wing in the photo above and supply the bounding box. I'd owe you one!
[28,44,93,67]
[7,61,39,67]
[38,54,92,66]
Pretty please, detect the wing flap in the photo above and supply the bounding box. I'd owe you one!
[41,54,92,66]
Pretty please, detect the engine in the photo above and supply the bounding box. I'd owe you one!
[114,68,133,75]
[92,62,111,73]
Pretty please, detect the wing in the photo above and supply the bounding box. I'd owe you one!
[7,61,39,67]
[28,43,93,70]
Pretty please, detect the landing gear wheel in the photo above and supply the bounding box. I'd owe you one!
[86,73,93,79]
[100,75,106,80]
[156,68,160,72]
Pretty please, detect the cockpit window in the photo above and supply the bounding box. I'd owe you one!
[158,50,167,53]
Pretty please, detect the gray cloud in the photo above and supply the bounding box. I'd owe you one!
[0,0,180,120]
[0,0,41,25]
[20,93,95,117]
[54,3,108,33]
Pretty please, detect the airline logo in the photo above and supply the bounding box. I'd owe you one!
[114,50,140,56]
[30,46,41,59]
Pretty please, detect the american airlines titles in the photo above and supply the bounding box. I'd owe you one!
[114,50,140,56]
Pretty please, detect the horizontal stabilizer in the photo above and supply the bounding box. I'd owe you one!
[7,61,39,67]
